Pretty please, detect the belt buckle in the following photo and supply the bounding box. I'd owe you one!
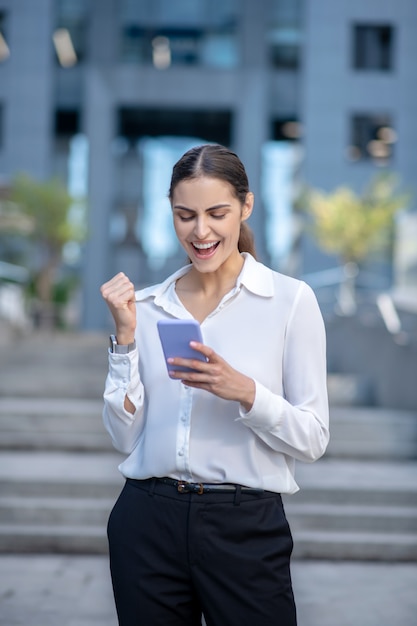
[177,481,204,495]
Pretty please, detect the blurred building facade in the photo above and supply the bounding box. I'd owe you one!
[0,0,416,329]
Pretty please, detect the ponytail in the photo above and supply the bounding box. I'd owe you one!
[238,222,257,259]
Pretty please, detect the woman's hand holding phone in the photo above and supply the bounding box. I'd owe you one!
[158,319,255,411]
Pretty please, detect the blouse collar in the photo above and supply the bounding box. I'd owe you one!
[135,252,275,310]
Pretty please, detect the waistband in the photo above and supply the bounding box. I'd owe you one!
[127,477,265,496]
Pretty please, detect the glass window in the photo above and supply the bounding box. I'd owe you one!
[353,24,394,71]
[117,107,232,146]
[262,141,302,271]
[55,109,81,137]
[54,0,90,64]
[347,114,396,163]
[272,118,302,142]
[120,0,238,68]
[268,0,303,69]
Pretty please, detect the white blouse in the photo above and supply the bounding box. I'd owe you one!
[103,253,329,494]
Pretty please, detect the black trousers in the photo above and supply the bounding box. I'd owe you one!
[107,478,297,626]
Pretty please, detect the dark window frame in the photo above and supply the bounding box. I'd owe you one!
[348,113,395,162]
[352,23,394,71]
[0,9,6,37]
[54,108,81,137]
[272,117,302,142]
[54,0,90,64]
[117,107,232,147]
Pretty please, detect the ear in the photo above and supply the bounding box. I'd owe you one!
[241,192,254,222]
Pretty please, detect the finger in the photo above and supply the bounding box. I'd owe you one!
[101,273,132,294]
[167,357,209,375]
[112,283,135,303]
[101,272,127,292]
[101,275,135,304]
[188,342,217,361]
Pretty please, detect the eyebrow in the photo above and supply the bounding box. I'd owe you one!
[173,203,231,212]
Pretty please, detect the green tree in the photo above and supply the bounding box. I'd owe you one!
[0,199,35,236]
[301,173,410,313]
[8,174,85,328]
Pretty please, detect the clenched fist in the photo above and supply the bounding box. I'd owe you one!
[100,272,137,344]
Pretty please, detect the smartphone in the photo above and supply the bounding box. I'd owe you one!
[157,319,206,374]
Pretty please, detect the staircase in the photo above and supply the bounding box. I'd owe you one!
[0,333,416,560]
[283,383,417,560]
[284,455,417,560]
[0,397,123,553]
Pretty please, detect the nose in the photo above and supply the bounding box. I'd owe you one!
[194,215,210,239]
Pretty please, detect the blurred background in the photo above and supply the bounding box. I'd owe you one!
[0,2,416,624]
[1,0,416,407]
[0,0,415,322]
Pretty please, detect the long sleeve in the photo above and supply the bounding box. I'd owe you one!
[102,348,146,454]
[237,283,329,462]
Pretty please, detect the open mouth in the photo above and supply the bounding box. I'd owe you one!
[191,241,220,256]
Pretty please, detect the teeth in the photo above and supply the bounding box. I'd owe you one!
[193,242,218,250]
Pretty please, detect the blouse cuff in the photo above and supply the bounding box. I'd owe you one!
[237,380,284,432]
[108,347,141,399]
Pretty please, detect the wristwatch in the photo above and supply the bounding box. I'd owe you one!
[109,334,136,354]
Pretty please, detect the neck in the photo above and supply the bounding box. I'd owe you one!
[182,252,244,295]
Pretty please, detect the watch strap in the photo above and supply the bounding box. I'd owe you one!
[109,334,136,354]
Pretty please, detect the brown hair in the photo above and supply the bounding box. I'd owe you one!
[169,144,257,258]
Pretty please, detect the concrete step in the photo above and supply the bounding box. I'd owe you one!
[285,461,417,560]
[2,526,415,560]
[0,524,107,554]
[0,453,416,560]
[2,516,415,561]
[0,398,111,451]
[0,397,104,418]
[0,496,115,526]
[0,332,107,400]
[285,502,417,534]
[4,495,415,535]
[291,531,417,561]
[0,451,122,554]
[2,398,416,461]
[0,451,124,499]
[325,406,417,460]
[285,485,417,507]
[2,506,416,560]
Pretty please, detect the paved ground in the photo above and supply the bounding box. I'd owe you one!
[1,554,416,626]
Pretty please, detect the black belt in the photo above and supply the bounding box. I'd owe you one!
[135,477,264,495]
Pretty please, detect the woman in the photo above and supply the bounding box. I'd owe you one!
[101,144,329,626]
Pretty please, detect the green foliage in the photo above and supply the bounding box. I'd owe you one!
[9,174,84,250]
[0,199,35,236]
[4,174,87,328]
[302,173,409,264]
